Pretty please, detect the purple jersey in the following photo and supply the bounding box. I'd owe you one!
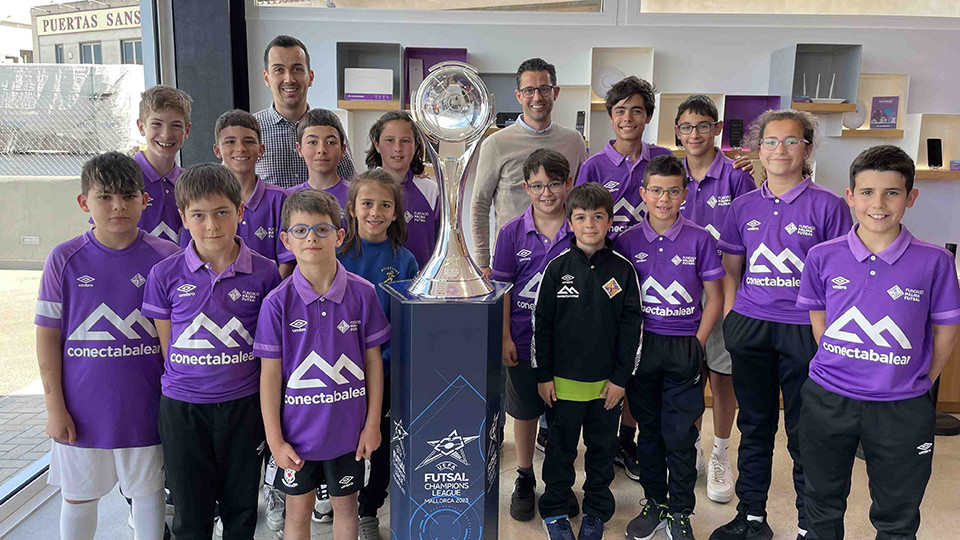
[576,141,673,236]
[287,178,350,228]
[180,177,293,265]
[718,177,852,324]
[135,151,184,243]
[680,150,757,240]
[614,216,724,336]
[797,225,960,401]
[402,170,440,266]
[253,263,390,461]
[35,230,180,448]
[491,206,574,359]
[142,238,281,404]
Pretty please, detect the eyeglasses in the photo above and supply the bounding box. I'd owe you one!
[286,222,339,239]
[645,186,685,199]
[526,181,566,194]
[759,136,809,150]
[518,85,555,98]
[676,121,719,135]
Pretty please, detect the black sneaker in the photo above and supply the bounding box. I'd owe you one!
[567,491,580,519]
[510,472,536,521]
[625,498,667,540]
[708,513,773,540]
[615,438,642,482]
[536,426,548,453]
[312,484,333,522]
[667,512,696,540]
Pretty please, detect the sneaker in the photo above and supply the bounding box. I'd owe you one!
[312,484,333,523]
[578,514,603,540]
[667,512,696,540]
[568,491,580,519]
[543,517,576,540]
[164,488,175,515]
[214,516,223,537]
[625,498,667,540]
[615,438,643,482]
[696,443,706,477]
[359,516,382,540]
[706,453,734,504]
[510,472,536,521]
[708,513,773,540]
[536,426,548,453]
[264,484,286,531]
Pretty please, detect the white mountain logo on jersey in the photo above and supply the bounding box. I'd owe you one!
[173,313,254,349]
[150,222,179,242]
[641,277,694,305]
[287,352,365,389]
[68,303,158,341]
[613,199,644,222]
[557,285,580,298]
[748,244,804,274]
[823,306,912,349]
[704,224,720,240]
[517,272,542,299]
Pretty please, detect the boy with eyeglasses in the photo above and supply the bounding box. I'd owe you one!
[491,149,577,523]
[675,95,757,504]
[615,155,724,540]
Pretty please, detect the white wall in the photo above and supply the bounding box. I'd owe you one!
[245,5,960,249]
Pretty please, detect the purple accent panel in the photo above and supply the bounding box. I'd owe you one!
[721,95,781,151]
[402,47,469,104]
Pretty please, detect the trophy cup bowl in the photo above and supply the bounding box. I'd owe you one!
[407,61,495,299]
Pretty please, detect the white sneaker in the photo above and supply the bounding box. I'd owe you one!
[696,442,706,477]
[706,453,734,503]
[215,516,223,536]
[312,485,333,523]
[264,484,286,530]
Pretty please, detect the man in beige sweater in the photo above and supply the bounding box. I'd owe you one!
[470,58,588,274]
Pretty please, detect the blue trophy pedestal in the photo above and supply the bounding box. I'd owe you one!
[383,280,511,540]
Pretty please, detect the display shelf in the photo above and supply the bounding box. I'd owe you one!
[915,169,960,180]
[338,99,401,111]
[479,72,521,116]
[553,85,590,142]
[336,42,403,103]
[402,47,468,107]
[838,73,910,137]
[721,95,780,151]
[587,47,654,154]
[648,92,725,151]
[770,43,863,114]
[902,113,960,173]
[840,128,904,139]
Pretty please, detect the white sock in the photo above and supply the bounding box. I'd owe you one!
[746,514,764,523]
[61,498,98,540]
[713,437,730,461]
[131,489,166,540]
[798,527,808,537]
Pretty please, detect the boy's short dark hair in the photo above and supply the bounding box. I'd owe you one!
[263,34,310,70]
[516,58,557,88]
[522,148,570,183]
[675,94,719,125]
[566,183,613,221]
[81,152,144,195]
[849,145,916,192]
[605,76,656,117]
[643,154,688,188]
[215,109,261,143]
[175,163,242,212]
[281,189,342,231]
[139,85,193,124]
[297,108,346,146]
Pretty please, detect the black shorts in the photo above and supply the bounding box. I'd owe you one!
[268,452,369,497]
[505,358,544,421]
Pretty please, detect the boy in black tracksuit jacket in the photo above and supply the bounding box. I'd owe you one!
[533,183,643,540]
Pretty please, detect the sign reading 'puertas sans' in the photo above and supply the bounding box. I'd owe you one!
[37,6,141,36]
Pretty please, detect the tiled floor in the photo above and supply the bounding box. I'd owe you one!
[0,395,50,487]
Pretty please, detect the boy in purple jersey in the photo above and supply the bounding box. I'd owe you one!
[255,190,388,540]
[711,110,852,540]
[37,152,179,540]
[142,164,281,539]
[797,146,960,540]
[179,109,295,278]
[492,149,576,523]
[616,155,724,540]
[675,95,757,504]
[133,85,193,242]
[290,108,351,227]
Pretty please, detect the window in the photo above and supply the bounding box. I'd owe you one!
[80,42,102,64]
[638,0,959,16]
[54,44,64,64]
[255,0,601,12]
[122,40,143,65]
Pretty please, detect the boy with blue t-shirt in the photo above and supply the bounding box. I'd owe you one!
[797,145,960,539]
[37,152,179,540]
[492,149,576,523]
[142,163,281,539]
[615,155,724,540]
[255,189,388,540]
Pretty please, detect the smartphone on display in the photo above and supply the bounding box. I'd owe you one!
[927,138,943,169]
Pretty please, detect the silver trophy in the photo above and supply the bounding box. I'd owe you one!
[407,61,495,299]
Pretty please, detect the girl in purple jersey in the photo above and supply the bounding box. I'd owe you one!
[364,111,440,267]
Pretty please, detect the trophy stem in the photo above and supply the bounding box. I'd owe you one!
[407,138,494,299]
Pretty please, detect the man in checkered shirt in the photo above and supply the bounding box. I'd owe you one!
[255,35,355,189]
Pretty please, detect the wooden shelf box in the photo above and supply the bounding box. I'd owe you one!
[769,43,863,114]
[587,47,655,154]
